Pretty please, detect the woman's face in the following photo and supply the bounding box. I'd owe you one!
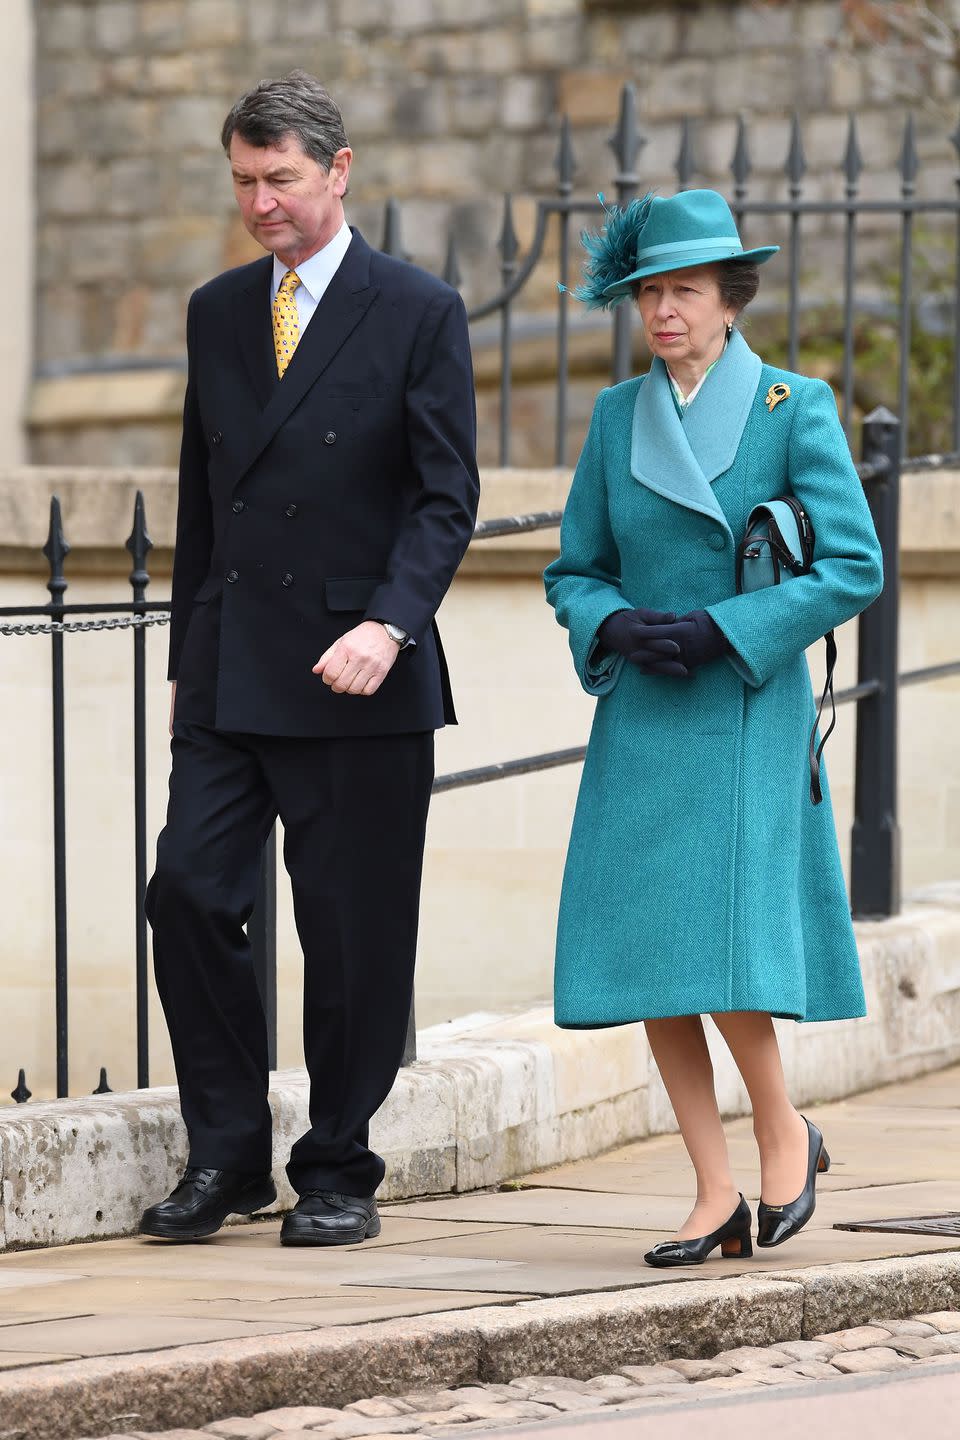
[635,265,735,373]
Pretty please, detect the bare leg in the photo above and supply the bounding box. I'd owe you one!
[710,1011,809,1204]
[644,1016,741,1239]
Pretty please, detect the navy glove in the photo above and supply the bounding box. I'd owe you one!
[597,607,677,659]
[634,610,730,676]
[597,608,688,677]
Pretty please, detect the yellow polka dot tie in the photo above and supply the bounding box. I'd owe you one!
[272,269,301,378]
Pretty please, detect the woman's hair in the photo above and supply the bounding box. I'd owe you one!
[630,259,761,318]
[716,260,761,316]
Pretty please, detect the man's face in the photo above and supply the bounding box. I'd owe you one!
[229,133,352,268]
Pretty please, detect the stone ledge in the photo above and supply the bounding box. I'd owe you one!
[2,884,959,1254]
[0,1258,959,1440]
[1,464,957,578]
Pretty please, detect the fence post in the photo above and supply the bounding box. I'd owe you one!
[850,406,901,919]
[250,827,278,1069]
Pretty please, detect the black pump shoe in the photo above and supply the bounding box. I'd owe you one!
[756,1116,831,1248]
[139,1167,276,1240]
[643,1195,753,1268]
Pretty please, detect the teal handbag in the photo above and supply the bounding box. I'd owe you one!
[736,497,836,805]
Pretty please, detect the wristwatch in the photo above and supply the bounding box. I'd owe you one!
[379,620,412,649]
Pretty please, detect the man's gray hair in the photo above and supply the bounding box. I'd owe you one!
[221,70,349,169]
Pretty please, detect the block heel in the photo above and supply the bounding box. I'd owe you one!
[644,1195,754,1268]
[721,1227,753,1259]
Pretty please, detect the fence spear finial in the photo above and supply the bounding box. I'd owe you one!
[556,114,575,197]
[731,114,751,197]
[609,82,645,184]
[499,194,519,270]
[126,490,153,601]
[381,198,407,260]
[786,111,807,192]
[442,232,462,290]
[11,1069,31,1103]
[843,112,863,193]
[899,113,919,194]
[43,496,69,606]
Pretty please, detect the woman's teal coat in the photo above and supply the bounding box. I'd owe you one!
[544,333,883,1026]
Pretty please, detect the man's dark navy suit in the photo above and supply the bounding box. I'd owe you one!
[147,230,480,1197]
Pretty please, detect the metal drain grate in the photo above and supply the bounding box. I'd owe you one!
[834,1214,960,1237]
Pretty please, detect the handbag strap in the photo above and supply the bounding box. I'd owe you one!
[808,629,837,806]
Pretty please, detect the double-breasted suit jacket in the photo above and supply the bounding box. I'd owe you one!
[545,332,883,1028]
[169,228,480,737]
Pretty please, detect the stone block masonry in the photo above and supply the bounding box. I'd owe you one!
[31,0,959,465]
[2,884,960,1253]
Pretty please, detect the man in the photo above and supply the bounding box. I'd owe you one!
[141,72,479,1246]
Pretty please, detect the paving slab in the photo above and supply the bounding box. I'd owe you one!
[0,1067,958,1439]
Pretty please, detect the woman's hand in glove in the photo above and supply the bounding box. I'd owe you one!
[632,610,730,677]
[597,608,678,659]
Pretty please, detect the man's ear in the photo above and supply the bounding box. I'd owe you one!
[330,147,352,197]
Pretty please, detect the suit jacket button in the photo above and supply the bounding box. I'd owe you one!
[226,569,239,583]
[324,431,337,444]
[281,572,294,587]
[285,503,298,517]
[232,500,245,514]
[708,532,725,550]
[212,431,223,446]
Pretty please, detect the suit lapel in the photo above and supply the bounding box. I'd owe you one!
[229,230,380,488]
[631,358,732,535]
[630,332,763,538]
[233,257,276,410]
[683,330,762,484]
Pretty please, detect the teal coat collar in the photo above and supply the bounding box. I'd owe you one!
[630,329,762,536]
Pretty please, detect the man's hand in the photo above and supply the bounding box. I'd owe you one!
[312,621,401,696]
[169,680,177,737]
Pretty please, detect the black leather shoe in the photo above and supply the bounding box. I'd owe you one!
[139,1167,276,1240]
[644,1195,753,1268]
[280,1190,381,1247]
[756,1116,831,1248]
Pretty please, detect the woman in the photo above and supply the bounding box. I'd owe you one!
[544,189,883,1267]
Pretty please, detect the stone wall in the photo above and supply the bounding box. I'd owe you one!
[32,0,959,466]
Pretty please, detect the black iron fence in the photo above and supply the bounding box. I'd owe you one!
[42,88,960,467]
[3,409,960,1103]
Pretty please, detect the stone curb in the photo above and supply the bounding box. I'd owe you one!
[4,885,960,1253]
[1,1254,959,1440]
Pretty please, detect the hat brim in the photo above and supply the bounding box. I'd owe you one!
[603,244,780,298]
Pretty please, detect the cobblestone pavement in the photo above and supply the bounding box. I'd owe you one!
[79,1310,960,1439]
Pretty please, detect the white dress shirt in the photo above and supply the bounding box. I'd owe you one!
[270,220,352,332]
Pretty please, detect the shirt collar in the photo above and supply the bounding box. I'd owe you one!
[271,220,352,300]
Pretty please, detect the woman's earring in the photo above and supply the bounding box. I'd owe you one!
[726,320,733,339]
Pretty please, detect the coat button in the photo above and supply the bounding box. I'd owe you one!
[281,572,294,587]
[232,500,245,514]
[324,431,337,444]
[284,503,298,517]
[708,532,725,550]
[212,431,223,446]
[226,569,239,583]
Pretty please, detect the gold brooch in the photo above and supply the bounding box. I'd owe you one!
[765,383,791,413]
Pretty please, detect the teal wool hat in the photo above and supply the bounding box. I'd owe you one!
[572,189,779,310]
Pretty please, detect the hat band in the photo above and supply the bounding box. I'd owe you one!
[634,236,745,264]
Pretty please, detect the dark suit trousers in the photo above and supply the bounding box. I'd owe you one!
[147,709,434,1198]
